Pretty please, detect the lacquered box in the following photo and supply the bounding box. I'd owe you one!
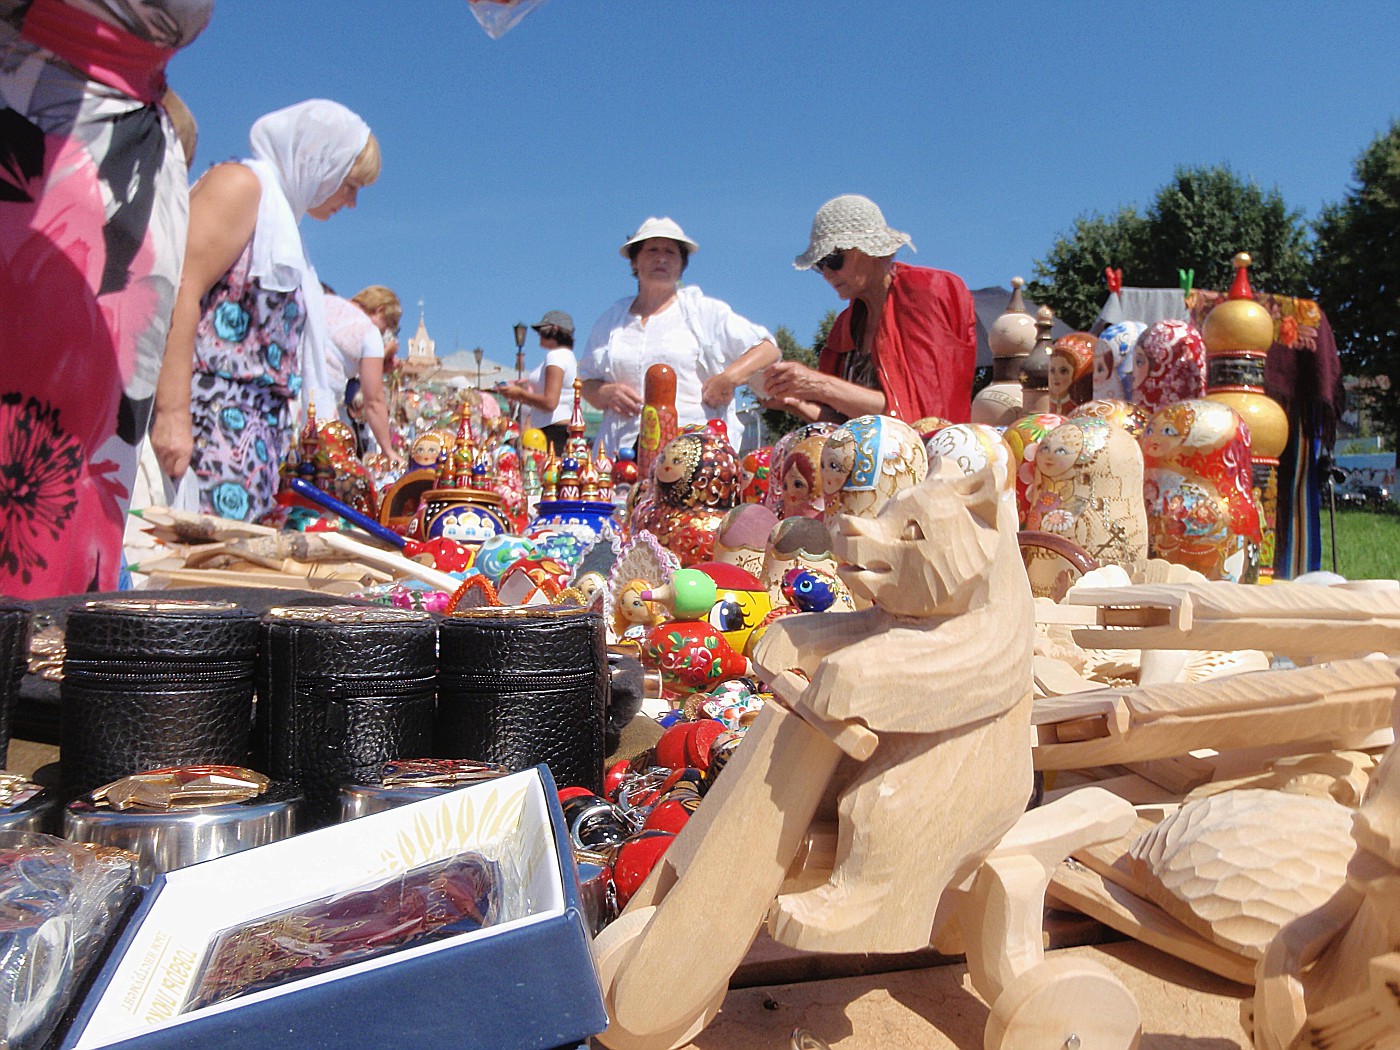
[61,766,606,1050]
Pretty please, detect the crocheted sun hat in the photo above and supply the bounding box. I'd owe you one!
[793,194,915,270]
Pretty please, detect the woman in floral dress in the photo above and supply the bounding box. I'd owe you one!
[0,0,211,598]
[151,99,379,523]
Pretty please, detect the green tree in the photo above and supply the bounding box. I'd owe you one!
[761,323,820,441]
[1028,165,1313,330]
[1313,120,1400,451]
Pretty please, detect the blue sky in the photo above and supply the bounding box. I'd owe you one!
[169,1,1400,374]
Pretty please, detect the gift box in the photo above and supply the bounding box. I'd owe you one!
[60,766,605,1050]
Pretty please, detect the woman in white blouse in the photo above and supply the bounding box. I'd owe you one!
[579,217,778,454]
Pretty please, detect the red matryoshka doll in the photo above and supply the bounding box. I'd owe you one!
[1069,398,1150,440]
[740,446,772,503]
[820,414,928,520]
[630,431,742,566]
[1093,321,1147,402]
[1047,332,1097,415]
[763,422,836,517]
[1140,399,1261,582]
[1133,319,1207,415]
[1000,412,1065,526]
[637,364,680,480]
[1025,417,1148,597]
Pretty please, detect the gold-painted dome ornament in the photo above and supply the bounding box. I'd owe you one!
[1201,252,1275,355]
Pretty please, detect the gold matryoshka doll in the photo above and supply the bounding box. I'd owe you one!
[1140,398,1261,582]
[1024,417,1148,597]
[819,414,928,520]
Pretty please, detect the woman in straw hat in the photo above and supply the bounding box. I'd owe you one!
[766,195,976,426]
[579,217,779,455]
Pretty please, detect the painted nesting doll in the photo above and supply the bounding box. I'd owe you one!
[740,446,773,504]
[1047,332,1097,415]
[1001,412,1065,526]
[1140,399,1261,583]
[1094,321,1147,402]
[712,502,779,578]
[819,414,928,519]
[630,431,743,566]
[764,422,836,516]
[776,429,829,521]
[1069,398,1150,440]
[759,515,853,610]
[923,423,1014,486]
[1024,417,1148,595]
[1133,319,1207,415]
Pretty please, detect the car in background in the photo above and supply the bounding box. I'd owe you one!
[1334,472,1393,510]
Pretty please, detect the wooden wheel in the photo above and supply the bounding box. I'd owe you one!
[983,957,1140,1050]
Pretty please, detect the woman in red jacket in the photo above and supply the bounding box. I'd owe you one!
[764,195,977,426]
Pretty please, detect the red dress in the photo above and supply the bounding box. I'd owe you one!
[818,263,976,424]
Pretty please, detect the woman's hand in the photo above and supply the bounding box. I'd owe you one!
[595,381,643,416]
[763,360,831,404]
[150,405,195,478]
[701,371,737,408]
[768,395,825,423]
[497,383,525,402]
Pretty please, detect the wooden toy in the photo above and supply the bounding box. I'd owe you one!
[1142,398,1262,582]
[758,516,852,610]
[1132,319,1207,414]
[1018,306,1057,414]
[1047,332,1097,415]
[1094,321,1148,402]
[1070,397,1150,439]
[591,460,1142,1049]
[637,364,679,478]
[1001,412,1065,526]
[972,276,1037,427]
[818,414,928,519]
[710,503,778,578]
[630,431,743,566]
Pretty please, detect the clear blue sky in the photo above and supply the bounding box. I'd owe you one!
[168,1,1400,374]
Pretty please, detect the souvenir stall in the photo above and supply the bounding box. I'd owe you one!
[3,318,1399,1050]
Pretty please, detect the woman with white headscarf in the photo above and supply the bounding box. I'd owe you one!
[151,99,378,522]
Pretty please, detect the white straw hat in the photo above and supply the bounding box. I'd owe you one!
[620,216,699,258]
[793,194,915,270]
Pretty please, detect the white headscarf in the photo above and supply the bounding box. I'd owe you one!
[244,99,371,420]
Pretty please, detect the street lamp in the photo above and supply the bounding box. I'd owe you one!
[473,346,484,390]
[512,323,527,426]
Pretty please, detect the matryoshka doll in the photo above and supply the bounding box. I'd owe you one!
[613,577,663,642]
[1047,332,1096,415]
[1133,319,1207,415]
[1093,321,1147,402]
[776,429,828,521]
[820,414,928,519]
[630,431,743,566]
[712,502,779,579]
[740,447,772,504]
[759,515,853,610]
[1069,398,1150,440]
[763,422,836,516]
[1024,417,1148,598]
[1000,412,1064,526]
[923,423,1013,486]
[637,363,680,480]
[1140,398,1261,582]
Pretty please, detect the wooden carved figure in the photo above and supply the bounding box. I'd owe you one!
[1253,707,1400,1050]
[1141,398,1261,582]
[1094,320,1148,402]
[819,414,928,520]
[1133,319,1208,415]
[1025,417,1148,597]
[972,276,1037,427]
[1048,332,1097,415]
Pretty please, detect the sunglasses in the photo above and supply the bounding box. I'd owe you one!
[814,250,846,273]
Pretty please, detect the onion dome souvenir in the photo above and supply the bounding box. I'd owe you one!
[1017,306,1057,414]
[1132,319,1207,415]
[1047,332,1097,415]
[972,277,1038,427]
[1141,398,1261,582]
[1094,321,1148,402]
[1203,252,1289,580]
[819,414,929,519]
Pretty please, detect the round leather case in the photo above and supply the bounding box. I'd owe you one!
[437,607,608,794]
[0,601,32,768]
[255,606,437,825]
[60,600,259,799]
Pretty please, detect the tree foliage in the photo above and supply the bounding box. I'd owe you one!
[1312,120,1400,450]
[1028,165,1313,330]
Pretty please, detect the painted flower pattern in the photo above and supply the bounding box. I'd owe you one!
[0,394,83,584]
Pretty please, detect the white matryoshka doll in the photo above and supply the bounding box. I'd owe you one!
[1093,321,1148,402]
[1140,398,1261,582]
[1024,417,1148,598]
[923,423,1013,488]
[1133,319,1207,415]
[819,414,928,520]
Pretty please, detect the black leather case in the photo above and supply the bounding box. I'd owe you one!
[0,601,32,768]
[60,599,259,798]
[255,606,437,825]
[437,608,608,794]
